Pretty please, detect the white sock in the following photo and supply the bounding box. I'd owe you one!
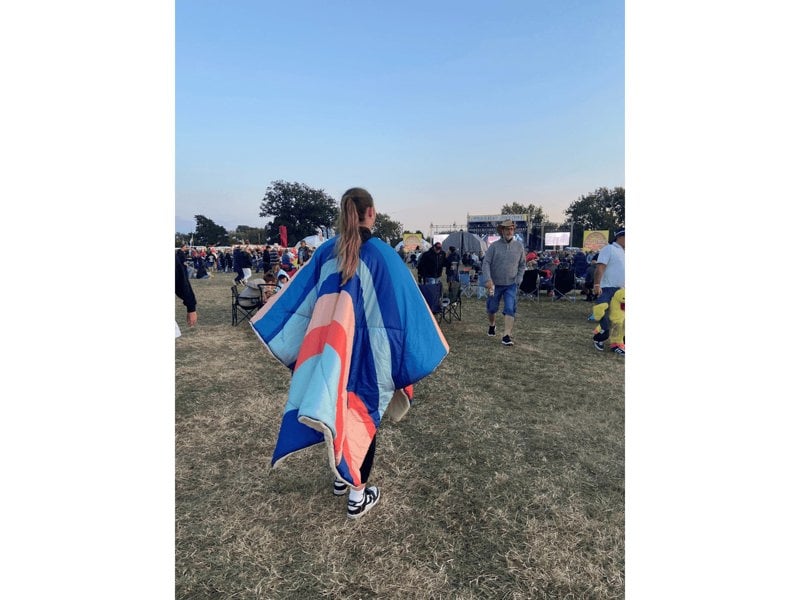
[349,488,365,503]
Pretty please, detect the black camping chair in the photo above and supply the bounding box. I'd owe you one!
[231,284,264,325]
[518,269,540,301]
[441,281,462,323]
[419,281,444,323]
[552,268,577,302]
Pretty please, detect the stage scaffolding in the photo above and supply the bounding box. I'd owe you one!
[429,216,581,252]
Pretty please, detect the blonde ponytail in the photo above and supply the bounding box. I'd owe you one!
[335,187,374,284]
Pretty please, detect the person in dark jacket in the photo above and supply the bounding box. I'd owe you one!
[416,242,446,283]
[175,252,197,336]
[444,246,461,283]
[262,245,272,273]
[241,247,253,285]
[176,245,190,277]
[224,250,233,273]
[232,246,244,285]
[193,251,209,279]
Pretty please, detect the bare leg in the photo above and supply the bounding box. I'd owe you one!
[503,315,515,337]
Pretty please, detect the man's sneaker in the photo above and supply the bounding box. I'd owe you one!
[611,344,625,356]
[594,340,605,351]
[501,335,514,346]
[488,325,496,336]
[333,480,348,496]
[347,486,380,520]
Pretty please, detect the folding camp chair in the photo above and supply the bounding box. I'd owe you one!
[418,281,444,323]
[552,268,577,302]
[441,281,462,323]
[518,269,540,301]
[538,269,554,297]
[231,283,265,325]
[458,271,474,298]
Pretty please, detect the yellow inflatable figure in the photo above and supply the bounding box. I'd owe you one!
[592,288,625,350]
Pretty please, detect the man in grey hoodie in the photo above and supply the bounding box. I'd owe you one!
[482,220,526,346]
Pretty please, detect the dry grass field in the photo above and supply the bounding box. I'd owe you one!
[176,266,624,599]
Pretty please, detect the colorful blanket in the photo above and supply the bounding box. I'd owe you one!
[251,236,449,486]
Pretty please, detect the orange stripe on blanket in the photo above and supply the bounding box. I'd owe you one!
[296,292,357,463]
[339,391,379,487]
[294,321,348,371]
[294,291,356,373]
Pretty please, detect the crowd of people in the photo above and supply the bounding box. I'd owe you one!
[176,198,624,520]
[176,240,318,284]
[177,227,624,353]
[397,224,624,354]
[177,228,622,326]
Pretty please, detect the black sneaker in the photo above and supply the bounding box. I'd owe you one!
[333,480,348,496]
[594,340,605,351]
[488,325,496,336]
[501,335,513,346]
[611,344,625,356]
[347,486,380,520]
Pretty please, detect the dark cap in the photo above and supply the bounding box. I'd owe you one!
[614,229,625,239]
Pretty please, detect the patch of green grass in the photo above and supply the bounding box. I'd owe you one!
[176,268,624,599]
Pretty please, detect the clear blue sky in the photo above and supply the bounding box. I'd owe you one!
[176,0,624,236]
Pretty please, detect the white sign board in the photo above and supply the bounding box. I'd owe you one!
[544,231,570,247]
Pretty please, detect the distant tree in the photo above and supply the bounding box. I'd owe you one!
[373,213,404,246]
[259,180,338,246]
[231,225,267,245]
[175,232,191,247]
[564,187,625,232]
[192,215,229,246]
[501,202,548,223]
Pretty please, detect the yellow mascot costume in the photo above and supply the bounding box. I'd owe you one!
[592,288,625,351]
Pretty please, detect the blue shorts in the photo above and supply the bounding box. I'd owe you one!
[486,283,518,317]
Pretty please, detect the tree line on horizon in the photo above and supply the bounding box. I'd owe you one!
[175,180,624,249]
